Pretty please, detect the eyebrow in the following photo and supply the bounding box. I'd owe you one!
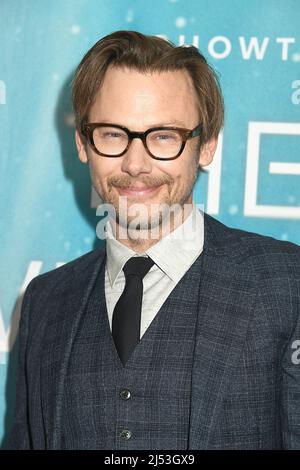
[96,120,188,128]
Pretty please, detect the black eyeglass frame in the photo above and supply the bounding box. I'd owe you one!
[81,122,202,161]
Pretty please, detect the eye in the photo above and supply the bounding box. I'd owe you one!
[156,134,173,140]
[149,130,180,144]
[103,131,122,138]
[96,127,127,140]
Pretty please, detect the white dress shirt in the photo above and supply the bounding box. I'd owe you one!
[104,202,204,339]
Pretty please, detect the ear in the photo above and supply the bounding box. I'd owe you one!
[75,129,89,164]
[198,137,218,167]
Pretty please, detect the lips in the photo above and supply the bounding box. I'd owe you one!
[117,185,161,196]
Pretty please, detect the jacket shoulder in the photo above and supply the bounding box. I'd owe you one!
[204,213,300,262]
[28,246,106,293]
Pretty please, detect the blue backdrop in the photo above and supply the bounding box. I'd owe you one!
[0,0,299,446]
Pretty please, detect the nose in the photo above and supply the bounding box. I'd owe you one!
[120,137,152,176]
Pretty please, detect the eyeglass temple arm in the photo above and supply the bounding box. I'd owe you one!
[191,125,201,138]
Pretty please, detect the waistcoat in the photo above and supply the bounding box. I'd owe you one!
[62,251,204,450]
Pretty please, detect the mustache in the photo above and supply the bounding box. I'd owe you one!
[108,175,173,189]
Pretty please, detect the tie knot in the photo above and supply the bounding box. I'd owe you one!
[123,256,154,280]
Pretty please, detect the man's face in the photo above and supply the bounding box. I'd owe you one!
[76,66,216,232]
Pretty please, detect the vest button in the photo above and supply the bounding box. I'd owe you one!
[120,429,132,440]
[120,388,131,400]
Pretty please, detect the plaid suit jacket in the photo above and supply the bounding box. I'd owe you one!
[6,214,300,449]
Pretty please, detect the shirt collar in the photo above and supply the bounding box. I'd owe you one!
[105,202,204,287]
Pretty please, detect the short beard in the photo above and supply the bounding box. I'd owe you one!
[91,152,199,240]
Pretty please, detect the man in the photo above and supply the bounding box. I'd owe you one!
[7,30,300,450]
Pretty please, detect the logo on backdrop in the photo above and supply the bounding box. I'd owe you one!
[160,34,298,61]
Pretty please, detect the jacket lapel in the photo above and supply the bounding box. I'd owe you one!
[189,216,258,449]
[40,248,106,449]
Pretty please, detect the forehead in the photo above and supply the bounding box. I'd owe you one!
[88,66,199,127]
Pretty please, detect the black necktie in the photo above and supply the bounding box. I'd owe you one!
[112,256,154,366]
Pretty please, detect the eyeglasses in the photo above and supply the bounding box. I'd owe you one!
[81,122,202,161]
